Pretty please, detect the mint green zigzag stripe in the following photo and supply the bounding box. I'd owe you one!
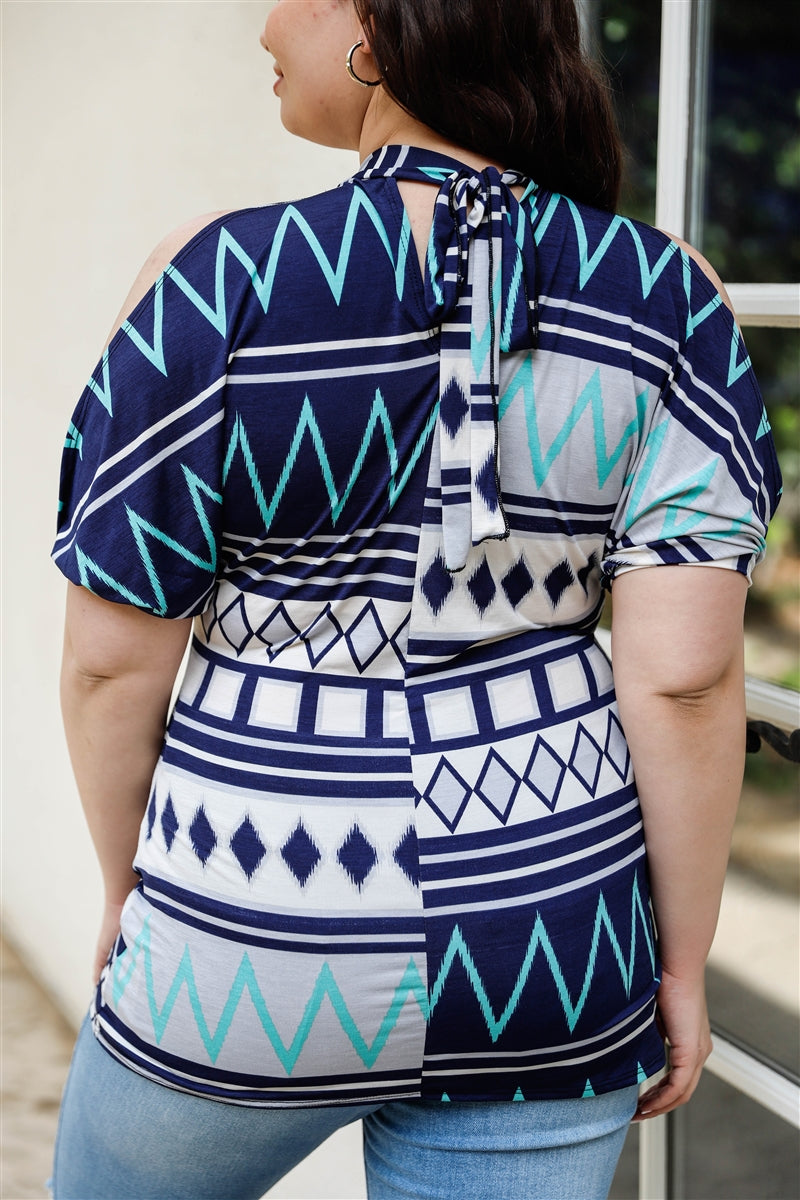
[76,547,149,608]
[621,427,759,545]
[75,465,221,615]
[122,273,167,374]
[682,251,722,339]
[619,219,679,298]
[428,877,654,1039]
[567,200,626,291]
[86,348,112,415]
[727,326,752,387]
[123,465,221,614]
[561,199,682,300]
[223,391,438,529]
[74,394,434,612]
[98,192,409,412]
[621,420,746,541]
[493,202,677,356]
[533,194,562,245]
[113,917,428,1070]
[111,877,653,1067]
[500,203,530,352]
[655,459,719,540]
[65,422,83,457]
[499,360,648,490]
[93,190,719,419]
[470,267,505,377]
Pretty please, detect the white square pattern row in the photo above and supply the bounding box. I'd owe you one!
[424,655,592,742]
[191,663,409,740]
[184,650,598,742]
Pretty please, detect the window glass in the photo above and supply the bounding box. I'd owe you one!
[743,327,799,691]
[678,1072,800,1198]
[708,737,800,1079]
[594,0,661,223]
[698,0,800,281]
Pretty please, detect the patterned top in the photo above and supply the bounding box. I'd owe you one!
[53,145,780,1107]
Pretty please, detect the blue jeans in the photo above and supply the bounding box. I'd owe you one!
[52,1019,637,1199]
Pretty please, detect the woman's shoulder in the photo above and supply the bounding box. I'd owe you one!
[105,185,361,345]
[102,211,232,345]
[657,231,735,316]
[543,194,737,328]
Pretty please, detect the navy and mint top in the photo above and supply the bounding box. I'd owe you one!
[53,145,780,1106]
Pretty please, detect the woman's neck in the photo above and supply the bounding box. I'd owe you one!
[357,92,507,174]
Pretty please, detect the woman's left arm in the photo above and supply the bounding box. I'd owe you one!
[611,564,748,1119]
[60,582,192,982]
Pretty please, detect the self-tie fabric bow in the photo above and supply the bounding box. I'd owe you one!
[355,145,544,572]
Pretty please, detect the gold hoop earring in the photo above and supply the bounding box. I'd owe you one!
[346,41,380,88]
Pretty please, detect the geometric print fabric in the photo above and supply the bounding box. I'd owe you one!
[52,144,779,1108]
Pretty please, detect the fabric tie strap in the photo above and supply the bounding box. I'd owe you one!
[355,146,543,571]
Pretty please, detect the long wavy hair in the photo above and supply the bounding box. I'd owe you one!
[353,0,622,211]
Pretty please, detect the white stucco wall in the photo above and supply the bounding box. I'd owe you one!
[3,9,372,1192]
[1,0,355,1024]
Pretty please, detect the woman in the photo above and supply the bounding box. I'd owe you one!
[51,1,780,1197]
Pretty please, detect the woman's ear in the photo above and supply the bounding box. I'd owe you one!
[357,28,374,58]
[353,2,375,56]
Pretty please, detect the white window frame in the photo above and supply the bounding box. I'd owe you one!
[644,2,800,1194]
[582,1,800,1193]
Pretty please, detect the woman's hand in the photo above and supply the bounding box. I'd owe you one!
[634,968,712,1120]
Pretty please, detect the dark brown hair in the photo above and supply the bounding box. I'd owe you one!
[353,0,622,211]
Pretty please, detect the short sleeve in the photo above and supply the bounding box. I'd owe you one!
[601,255,782,585]
[52,245,230,618]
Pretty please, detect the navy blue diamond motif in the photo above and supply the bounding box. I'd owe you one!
[189,806,217,865]
[421,553,454,615]
[161,795,179,852]
[230,816,267,879]
[467,558,496,614]
[544,559,575,607]
[282,823,321,886]
[502,558,535,607]
[440,378,469,438]
[475,455,500,512]
[393,828,419,886]
[337,826,378,889]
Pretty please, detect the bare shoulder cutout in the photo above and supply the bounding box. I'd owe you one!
[104,210,231,347]
[660,231,736,317]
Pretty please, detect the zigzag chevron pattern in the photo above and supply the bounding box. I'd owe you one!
[499,362,649,490]
[76,393,437,612]
[223,391,439,528]
[427,875,655,1038]
[76,464,222,615]
[84,185,746,417]
[58,145,774,1103]
[500,358,754,540]
[111,875,654,1068]
[88,193,412,413]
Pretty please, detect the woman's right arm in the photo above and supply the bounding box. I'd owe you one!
[61,584,192,982]
[610,563,748,1119]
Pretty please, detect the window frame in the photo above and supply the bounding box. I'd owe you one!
[580,0,800,1194]
[645,2,800,1194]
